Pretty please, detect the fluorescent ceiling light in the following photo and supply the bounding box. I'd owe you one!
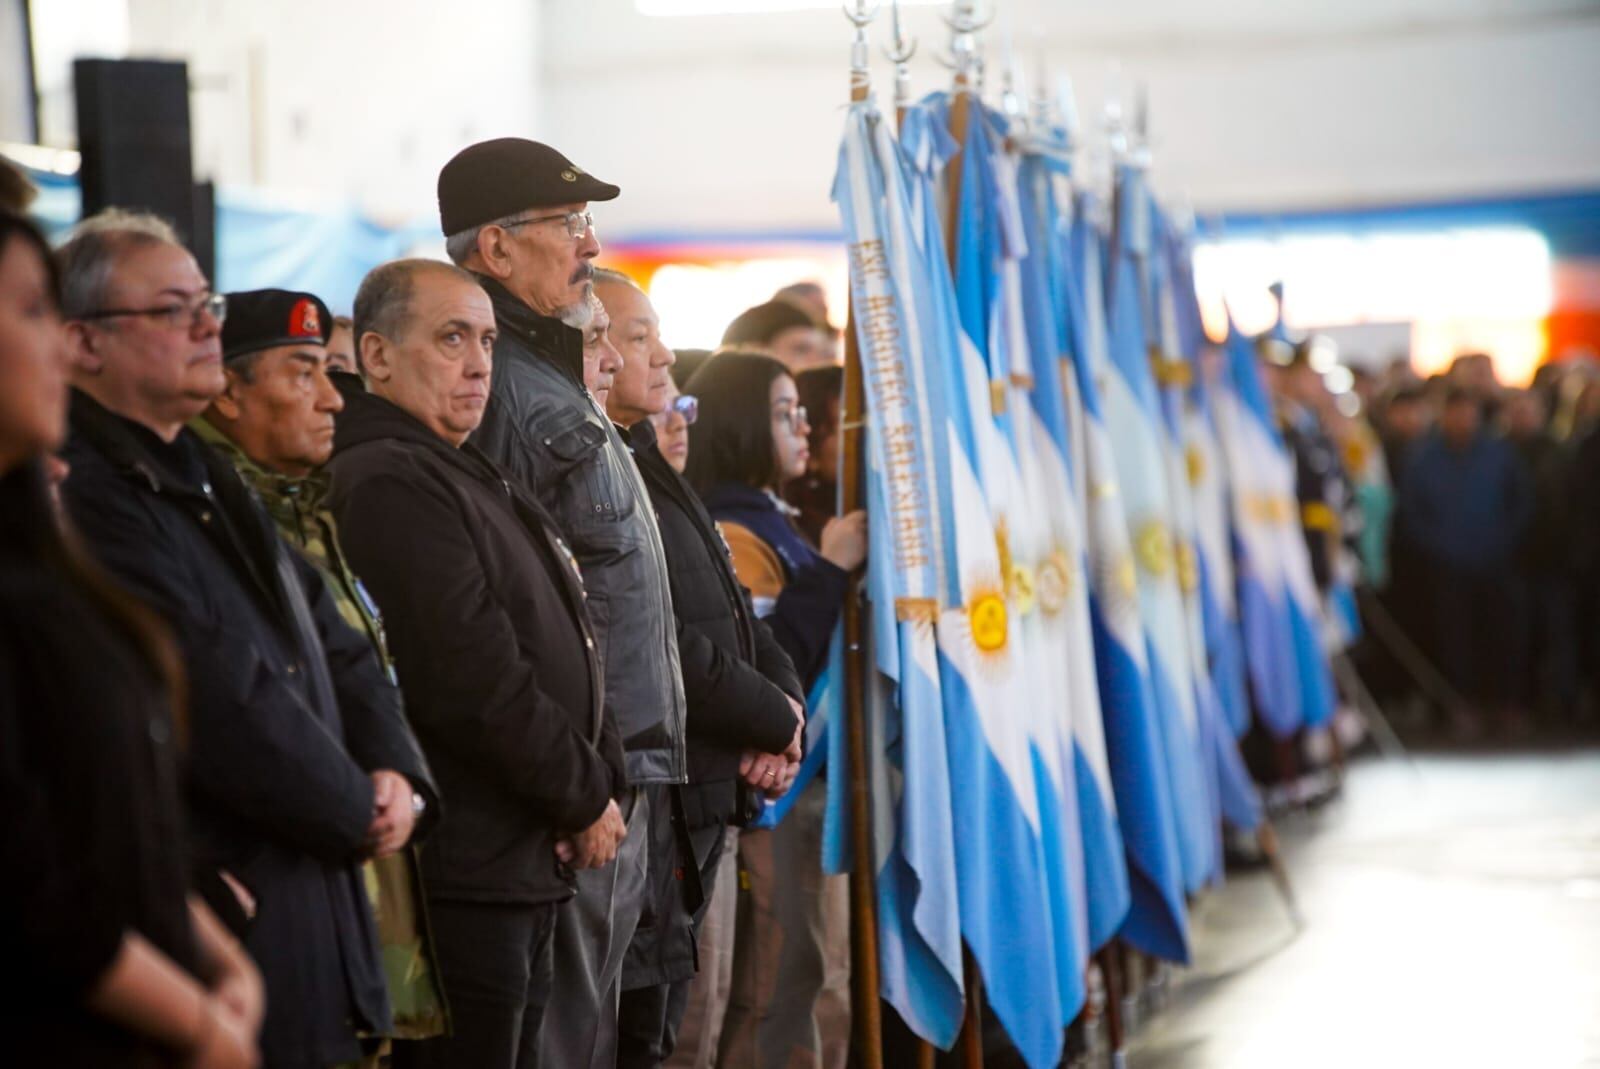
[638,0,941,15]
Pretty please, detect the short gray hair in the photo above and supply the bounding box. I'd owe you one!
[352,258,479,371]
[56,208,183,319]
[444,210,527,266]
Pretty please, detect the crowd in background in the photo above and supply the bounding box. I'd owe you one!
[1260,337,1600,742]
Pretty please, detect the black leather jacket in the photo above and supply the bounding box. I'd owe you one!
[470,276,687,786]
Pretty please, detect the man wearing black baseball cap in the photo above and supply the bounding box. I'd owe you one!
[439,138,689,1069]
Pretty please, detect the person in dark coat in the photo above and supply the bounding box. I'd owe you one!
[439,137,687,1068]
[330,259,626,1069]
[196,287,451,1044]
[1570,418,1600,724]
[683,351,867,1069]
[1504,388,1578,727]
[595,272,805,1068]
[55,209,436,1069]
[1399,387,1533,735]
[0,210,263,1069]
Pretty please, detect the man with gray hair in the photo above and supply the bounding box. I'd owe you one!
[438,138,688,1068]
[329,258,627,1068]
[58,209,435,1068]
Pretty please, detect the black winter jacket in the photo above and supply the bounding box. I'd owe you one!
[327,383,624,905]
[626,422,802,827]
[0,463,197,1067]
[469,275,687,786]
[60,390,436,1069]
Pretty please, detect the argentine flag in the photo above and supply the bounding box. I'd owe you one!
[1062,192,1189,964]
[830,92,965,1049]
[904,93,1066,1068]
[955,100,1096,1024]
[1103,162,1218,896]
[1015,127,1132,953]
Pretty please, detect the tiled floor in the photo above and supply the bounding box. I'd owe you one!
[1128,750,1600,1069]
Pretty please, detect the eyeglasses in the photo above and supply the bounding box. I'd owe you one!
[81,292,228,331]
[503,210,596,241]
[671,393,698,426]
[772,402,808,434]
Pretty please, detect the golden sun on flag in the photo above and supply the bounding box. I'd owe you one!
[1135,520,1176,580]
[1036,547,1073,618]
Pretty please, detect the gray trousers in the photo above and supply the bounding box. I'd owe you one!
[537,786,652,1069]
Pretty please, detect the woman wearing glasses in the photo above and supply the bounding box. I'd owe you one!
[0,210,261,1068]
[682,350,866,1069]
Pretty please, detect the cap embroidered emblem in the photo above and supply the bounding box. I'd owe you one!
[560,169,578,182]
[289,298,322,339]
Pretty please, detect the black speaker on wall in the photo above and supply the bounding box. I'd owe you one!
[73,58,214,280]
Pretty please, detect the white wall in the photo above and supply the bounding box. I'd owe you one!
[19,0,1600,234]
[29,0,546,222]
[539,0,1600,237]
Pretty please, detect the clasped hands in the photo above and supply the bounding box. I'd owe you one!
[742,693,805,799]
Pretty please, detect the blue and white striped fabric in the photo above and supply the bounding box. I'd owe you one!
[1102,163,1218,897]
[826,93,967,1049]
[1062,191,1189,965]
[1015,130,1132,954]
[960,103,1093,1025]
[904,92,1066,1068]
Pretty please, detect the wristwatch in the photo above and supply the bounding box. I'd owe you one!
[411,792,427,819]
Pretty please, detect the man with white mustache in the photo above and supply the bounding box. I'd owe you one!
[440,138,689,1069]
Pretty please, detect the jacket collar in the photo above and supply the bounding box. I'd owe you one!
[474,273,586,386]
[331,376,506,484]
[68,388,212,497]
[702,480,800,519]
[190,417,330,527]
[624,418,658,453]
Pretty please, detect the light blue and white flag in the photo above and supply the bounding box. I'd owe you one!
[828,92,966,1049]
[1062,191,1189,964]
[1015,128,1132,953]
[1103,162,1218,895]
[955,101,1095,1024]
[904,92,1066,1067]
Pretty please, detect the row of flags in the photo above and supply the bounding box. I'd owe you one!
[821,81,1341,1069]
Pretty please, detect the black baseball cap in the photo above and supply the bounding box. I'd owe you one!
[222,289,332,362]
[438,137,620,236]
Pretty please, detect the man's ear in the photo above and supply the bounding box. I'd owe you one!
[63,322,103,375]
[475,226,515,281]
[210,367,245,421]
[359,331,391,383]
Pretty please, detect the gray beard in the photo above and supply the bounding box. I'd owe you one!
[556,281,596,328]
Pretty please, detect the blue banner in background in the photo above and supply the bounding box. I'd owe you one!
[22,165,436,312]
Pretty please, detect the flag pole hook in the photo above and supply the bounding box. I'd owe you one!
[883,0,917,117]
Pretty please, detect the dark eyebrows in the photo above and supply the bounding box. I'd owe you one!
[288,350,323,368]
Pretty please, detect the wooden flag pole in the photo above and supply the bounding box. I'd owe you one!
[842,5,884,1068]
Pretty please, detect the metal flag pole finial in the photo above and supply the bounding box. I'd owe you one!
[938,0,991,86]
[884,0,918,113]
[844,0,882,101]
[1131,80,1153,168]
